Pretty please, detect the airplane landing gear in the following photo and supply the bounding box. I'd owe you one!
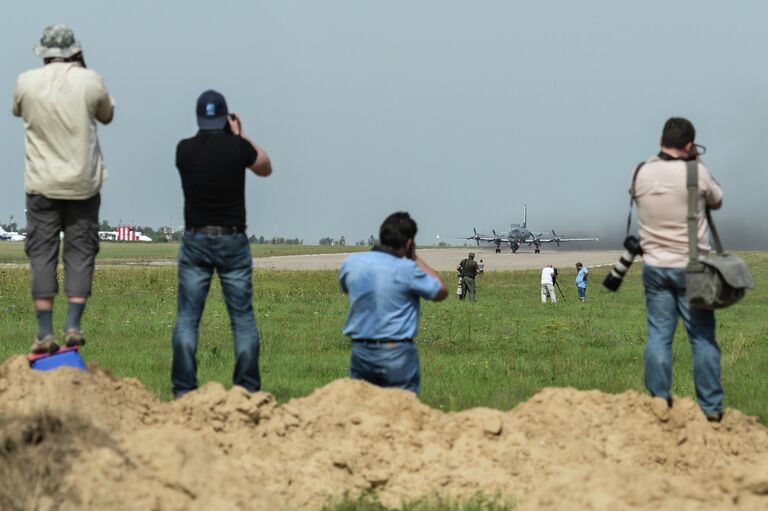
[535,248,540,254]
[495,248,501,253]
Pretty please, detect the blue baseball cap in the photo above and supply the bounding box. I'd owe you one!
[196,89,228,130]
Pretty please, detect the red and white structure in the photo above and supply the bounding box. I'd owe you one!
[117,225,138,241]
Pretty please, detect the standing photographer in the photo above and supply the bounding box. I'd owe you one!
[13,25,115,354]
[540,264,557,303]
[634,117,724,421]
[171,89,272,398]
[460,252,480,302]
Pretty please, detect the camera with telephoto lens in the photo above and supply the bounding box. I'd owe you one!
[603,235,643,291]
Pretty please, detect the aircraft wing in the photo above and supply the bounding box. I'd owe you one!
[437,234,500,242]
[524,237,599,243]
[551,237,599,243]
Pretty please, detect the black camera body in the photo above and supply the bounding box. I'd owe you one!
[603,235,643,291]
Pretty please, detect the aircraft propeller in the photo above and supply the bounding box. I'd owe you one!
[552,230,565,248]
[527,232,543,249]
[473,227,480,246]
[491,229,503,249]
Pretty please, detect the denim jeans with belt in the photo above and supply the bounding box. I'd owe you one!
[642,264,723,415]
[172,231,260,397]
[350,341,420,395]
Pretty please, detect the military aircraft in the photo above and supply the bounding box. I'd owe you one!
[437,204,599,254]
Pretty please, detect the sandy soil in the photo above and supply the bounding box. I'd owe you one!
[252,249,625,271]
[1,357,766,510]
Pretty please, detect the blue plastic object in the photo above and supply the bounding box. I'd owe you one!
[30,348,87,372]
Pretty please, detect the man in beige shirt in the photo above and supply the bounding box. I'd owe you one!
[633,117,724,422]
[12,25,115,354]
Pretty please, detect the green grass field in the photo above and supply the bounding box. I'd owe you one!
[1,248,765,425]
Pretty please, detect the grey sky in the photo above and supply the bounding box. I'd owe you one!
[3,1,767,247]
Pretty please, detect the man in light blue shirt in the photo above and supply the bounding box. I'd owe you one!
[340,212,448,394]
[575,262,589,302]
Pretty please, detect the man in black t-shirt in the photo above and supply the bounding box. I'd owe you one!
[172,89,272,398]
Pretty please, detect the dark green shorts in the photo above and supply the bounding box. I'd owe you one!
[25,193,100,298]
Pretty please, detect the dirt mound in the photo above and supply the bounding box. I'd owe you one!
[0,356,766,510]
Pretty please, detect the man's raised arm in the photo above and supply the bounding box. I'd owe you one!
[416,257,448,302]
[228,113,272,177]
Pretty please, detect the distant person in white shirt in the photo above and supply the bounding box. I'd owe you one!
[540,265,557,303]
[12,25,115,354]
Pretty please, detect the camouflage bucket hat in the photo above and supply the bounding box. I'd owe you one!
[33,25,82,59]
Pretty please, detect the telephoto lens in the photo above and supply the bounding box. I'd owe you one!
[603,235,643,291]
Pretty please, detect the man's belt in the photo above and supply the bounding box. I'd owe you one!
[352,338,413,344]
[187,225,243,235]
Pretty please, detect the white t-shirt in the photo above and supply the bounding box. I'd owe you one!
[541,267,555,285]
[13,62,115,200]
[634,156,723,268]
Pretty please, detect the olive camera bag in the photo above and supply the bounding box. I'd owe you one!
[685,160,755,309]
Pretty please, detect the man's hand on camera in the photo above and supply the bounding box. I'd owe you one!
[227,113,242,136]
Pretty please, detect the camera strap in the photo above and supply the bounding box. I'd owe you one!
[626,161,645,236]
[687,160,725,263]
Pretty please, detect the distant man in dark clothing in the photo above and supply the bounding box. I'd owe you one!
[456,257,468,299]
[172,89,272,398]
[340,212,448,394]
[460,252,480,302]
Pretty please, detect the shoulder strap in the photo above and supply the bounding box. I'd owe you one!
[626,162,645,236]
[686,160,699,263]
[687,160,726,261]
[707,205,725,255]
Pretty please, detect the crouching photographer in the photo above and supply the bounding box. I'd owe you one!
[614,117,727,422]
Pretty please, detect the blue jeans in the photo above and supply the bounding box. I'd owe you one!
[172,231,260,396]
[577,287,586,300]
[642,265,722,415]
[350,341,420,395]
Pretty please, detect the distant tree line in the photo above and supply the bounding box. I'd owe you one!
[6,216,371,247]
[249,236,303,245]
[319,236,347,246]
[95,221,304,244]
[2,214,19,232]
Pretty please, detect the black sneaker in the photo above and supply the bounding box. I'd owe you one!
[704,412,723,423]
[30,334,60,354]
[64,329,86,348]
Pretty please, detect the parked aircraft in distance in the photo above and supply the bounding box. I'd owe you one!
[99,230,152,242]
[437,204,599,254]
[0,226,25,241]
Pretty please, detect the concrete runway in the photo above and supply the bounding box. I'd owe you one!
[251,248,624,271]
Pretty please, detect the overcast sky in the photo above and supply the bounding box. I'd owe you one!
[3,1,767,248]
